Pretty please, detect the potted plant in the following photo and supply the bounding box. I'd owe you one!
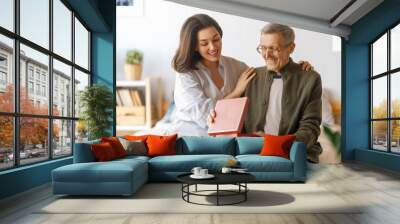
[79,84,115,140]
[125,49,143,80]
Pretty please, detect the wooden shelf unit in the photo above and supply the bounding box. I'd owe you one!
[116,78,152,132]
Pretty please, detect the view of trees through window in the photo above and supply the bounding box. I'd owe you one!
[0,0,90,170]
[371,23,400,153]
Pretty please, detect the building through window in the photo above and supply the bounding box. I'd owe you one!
[0,0,91,170]
[370,23,400,154]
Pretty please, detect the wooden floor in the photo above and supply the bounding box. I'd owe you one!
[1,162,400,224]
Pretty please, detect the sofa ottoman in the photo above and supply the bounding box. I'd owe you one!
[52,154,149,196]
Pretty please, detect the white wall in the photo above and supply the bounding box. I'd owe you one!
[117,0,341,102]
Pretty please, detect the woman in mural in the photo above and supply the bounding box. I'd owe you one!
[172,14,313,136]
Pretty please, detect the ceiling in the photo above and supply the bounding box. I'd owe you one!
[165,0,384,38]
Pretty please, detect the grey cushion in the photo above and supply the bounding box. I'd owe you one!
[119,138,147,156]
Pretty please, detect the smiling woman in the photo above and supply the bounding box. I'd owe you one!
[171,14,256,136]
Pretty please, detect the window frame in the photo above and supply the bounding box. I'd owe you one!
[0,0,92,171]
[370,20,400,154]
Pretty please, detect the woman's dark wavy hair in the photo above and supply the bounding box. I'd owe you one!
[172,14,223,73]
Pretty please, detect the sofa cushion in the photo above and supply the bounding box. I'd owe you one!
[148,154,235,172]
[52,159,147,183]
[236,155,293,172]
[177,136,236,155]
[236,137,263,155]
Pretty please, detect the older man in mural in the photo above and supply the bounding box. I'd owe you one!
[211,23,322,163]
[244,23,322,163]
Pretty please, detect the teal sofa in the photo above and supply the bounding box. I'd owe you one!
[52,136,306,196]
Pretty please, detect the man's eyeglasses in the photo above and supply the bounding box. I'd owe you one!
[256,43,291,54]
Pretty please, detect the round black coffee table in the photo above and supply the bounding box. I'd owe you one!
[177,173,255,206]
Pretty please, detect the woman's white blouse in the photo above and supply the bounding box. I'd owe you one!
[173,56,248,136]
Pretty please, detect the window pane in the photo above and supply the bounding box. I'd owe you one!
[0,0,14,31]
[53,59,72,117]
[75,120,88,143]
[372,121,388,151]
[74,69,89,118]
[392,24,400,70]
[75,18,89,70]
[53,119,72,158]
[0,116,13,170]
[0,35,14,112]
[20,117,49,165]
[391,72,400,118]
[372,33,387,76]
[372,77,387,119]
[391,120,400,153]
[53,0,72,60]
[20,0,49,49]
[20,44,49,115]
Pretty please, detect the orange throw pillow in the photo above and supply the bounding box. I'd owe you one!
[146,134,178,157]
[101,137,126,158]
[124,135,148,142]
[260,134,296,159]
[91,142,117,161]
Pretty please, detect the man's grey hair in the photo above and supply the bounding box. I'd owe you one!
[261,23,295,45]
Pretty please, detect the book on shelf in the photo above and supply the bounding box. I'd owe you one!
[134,90,143,106]
[129,90,144,106]
[118,89,134,107]
[207,97,249,136]
[129,90,138,106]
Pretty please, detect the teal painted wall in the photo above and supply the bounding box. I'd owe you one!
[92,31,116,135]
[0,0,116,200]
[343,0,400,171]
[92,0,116,135]
[342,44,369,160]
[66,0,110,32]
